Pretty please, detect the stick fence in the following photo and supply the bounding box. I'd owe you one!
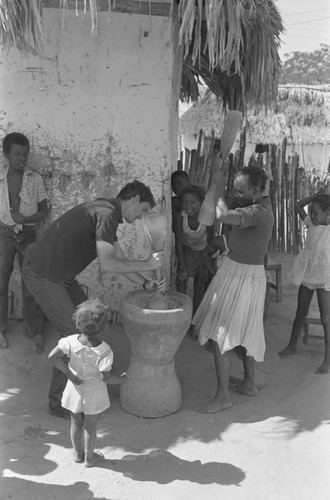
[183,132,330,254]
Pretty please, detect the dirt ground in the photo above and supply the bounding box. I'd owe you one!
[1,252,330,500]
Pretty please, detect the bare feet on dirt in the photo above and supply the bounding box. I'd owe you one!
[73,451,84,463]
[195,395,233,414]
[234,383,258,396]
[315,362,330,375]
[85,452,105,468]
[278,346,297,358]
[228,375,265,392]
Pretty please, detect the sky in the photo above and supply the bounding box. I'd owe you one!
[275,0,330,58]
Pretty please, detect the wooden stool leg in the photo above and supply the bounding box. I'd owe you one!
[303,321,309,344]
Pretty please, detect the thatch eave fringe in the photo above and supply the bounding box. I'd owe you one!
[0,0,283,110]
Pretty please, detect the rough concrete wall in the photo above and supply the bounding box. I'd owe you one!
[0,7,182,316]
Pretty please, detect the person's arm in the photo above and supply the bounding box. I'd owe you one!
[97,240,163,285]
[110,241,166,291]
[295,194,315,221]
[10,199,48,224]
[216,198,242,226]
[202,235,227,257]
[101,370,129,384]
[48,346,82,384]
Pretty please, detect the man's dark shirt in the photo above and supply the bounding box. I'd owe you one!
[24,198,123,283]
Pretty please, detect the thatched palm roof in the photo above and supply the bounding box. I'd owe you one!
[180,0,283,109]
[180,86,330,144]
[0,0,283,110]
[179,90,225,136]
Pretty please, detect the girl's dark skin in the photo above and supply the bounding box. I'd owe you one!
[278,194,330,374]
[174,189,214,316]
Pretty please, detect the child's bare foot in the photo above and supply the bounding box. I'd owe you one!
[229,376,265,392]
[194,395,232,414]
[0,331,8,349]
[84,452,105,468]
[278,346,297,358]
[73,451,84,463]
[234,383,258,396]
[315,362,330,375]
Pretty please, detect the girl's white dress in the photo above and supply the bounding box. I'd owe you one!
[291,216,330,291]
[58,335,113,415]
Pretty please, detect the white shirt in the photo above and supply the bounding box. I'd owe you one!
[0,165,47,228]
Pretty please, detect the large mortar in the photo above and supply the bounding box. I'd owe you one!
[119,289,192,418]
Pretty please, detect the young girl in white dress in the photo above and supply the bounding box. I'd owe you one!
[48,298,127,467]
[278,193,330,374]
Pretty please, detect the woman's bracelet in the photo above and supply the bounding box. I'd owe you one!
[142,278,149,290]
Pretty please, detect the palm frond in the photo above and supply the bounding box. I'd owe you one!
[0,0,44,54]
[179,0,284,109]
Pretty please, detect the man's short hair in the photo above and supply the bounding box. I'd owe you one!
[117,180,155,208]
[3,132,30,154]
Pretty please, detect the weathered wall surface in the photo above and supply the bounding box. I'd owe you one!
[0,6,182,315]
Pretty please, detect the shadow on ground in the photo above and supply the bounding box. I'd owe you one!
[97,449,245,485]
[1,477,110,500]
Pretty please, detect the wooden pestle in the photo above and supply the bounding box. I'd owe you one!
[142,210,169,310]
[148,260,169,310]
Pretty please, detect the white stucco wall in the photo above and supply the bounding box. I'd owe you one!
[0,6,182,315]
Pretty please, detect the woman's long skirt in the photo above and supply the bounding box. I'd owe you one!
[192,256,267,362]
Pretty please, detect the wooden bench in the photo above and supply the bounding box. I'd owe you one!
[265,258,282,302]
[303,316,323,344]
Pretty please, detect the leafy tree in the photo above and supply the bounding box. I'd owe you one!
[279,44,330,85]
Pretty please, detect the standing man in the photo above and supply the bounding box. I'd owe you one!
[0,132,47,351]
[22,179,164,418]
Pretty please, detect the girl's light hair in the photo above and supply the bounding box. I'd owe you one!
[73,299,110,334]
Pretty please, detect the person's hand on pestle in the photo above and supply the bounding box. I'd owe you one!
[157,277,167,293]
[216,197,228,219]
[144,277,167,293]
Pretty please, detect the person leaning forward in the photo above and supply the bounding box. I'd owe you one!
[21,180,165,419]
